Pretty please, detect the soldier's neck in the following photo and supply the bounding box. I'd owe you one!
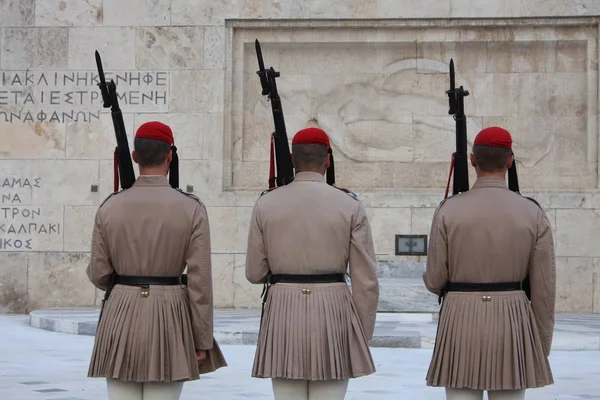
[139,166,169,176]
[476,171,506,180]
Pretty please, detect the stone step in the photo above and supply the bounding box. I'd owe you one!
[376,260,425,279]
[375,278,440,313]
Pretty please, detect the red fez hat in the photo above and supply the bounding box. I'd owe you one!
[474,126,512,150]
[135,121,174,145]
[292,127,331,148]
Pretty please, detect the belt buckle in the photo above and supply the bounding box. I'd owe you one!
[141,286,149,298]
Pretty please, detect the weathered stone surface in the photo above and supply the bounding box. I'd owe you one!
[67,113,135,159]
[178,160,234,207]
[556,257,594,313]
[367,207,411,255]
[213,254,234,308]
[377,278,439,312]
[595,259,600,313]
[137,27,204,69]
[1,28,67,69]
[0,121,66,160]
[64,206,96,252]
[0,160,34,205]
[102,0,169,26]
[450,0,521,17]
[35,0,103,26]
[204,26,225,70]
[556,210,600,257]
[233,254,261,308]
[27,252,95,310]
[379,0,450,18]
[309,0,377,18]
[411,207,435,235]
[31,160,99,206]
[0,0,35,27]
[0,253,27,313]
[170,70,224,113]
[206,207,253,253]
[68,27,136,70]
[241,0,309,18]
[171,0,240,25]
[521,0,600,16]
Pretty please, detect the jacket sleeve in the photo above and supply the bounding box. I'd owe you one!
[245,202,270,284]
[423,207,449,295]
[86,208,114,291]
[185,203,214,351]
[348,203,379,340]
[528,209,556,356]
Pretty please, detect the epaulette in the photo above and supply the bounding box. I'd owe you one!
[523,195,542,210]
[175,188,202,203]
[436,195,453,209]
[99,191,122,207]
[333,185,359,200]
[260,187,278,198]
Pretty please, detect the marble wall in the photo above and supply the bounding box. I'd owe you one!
[1,0,600,314]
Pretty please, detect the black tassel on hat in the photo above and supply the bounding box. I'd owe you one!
[169,145,179,189]
[326,148,335,186]
[507,152,519,193]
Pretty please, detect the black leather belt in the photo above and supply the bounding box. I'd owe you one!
[267,273,346,285]
[438,281,523,305]
[115,275,185,287]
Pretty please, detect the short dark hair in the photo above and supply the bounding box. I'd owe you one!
[291,144,328,171]
[472,144,512,172]
[134,138,171,167]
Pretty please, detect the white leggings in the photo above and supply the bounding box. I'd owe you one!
[106,378,184,400]
[446,388,526,400]
[272,378,349,400]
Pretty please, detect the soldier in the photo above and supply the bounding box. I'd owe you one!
[245,127,380,400]
[423,126,556,400]
[86,121,227,400]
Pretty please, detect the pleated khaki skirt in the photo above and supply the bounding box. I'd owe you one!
[426,290,553,390]
[252,282,376,381]
[88,284,227,383]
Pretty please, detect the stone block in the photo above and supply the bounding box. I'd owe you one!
[171,0,240,25]
[68,27,136,70]
[35,0,103,26]
[31,160,98,206]
[102,0,169,26]
[136,27,204,69]
[309,0,377,18]
[1,28,67,69]
[212,254,234,308]
[27,252,96,310]
[0,161,34,206]
[240,0,309,18]
[0,0,34,27]
[556,210,600,257]
[178,160,235,207]
[64,206,97,252]
[233,254,261,308]
[0,121,66,160]
[0,206,63,251]
[67,113,135,159]
[367,207,411,255]
[411,207,435,235]
[204,26,225,70]
[417,41,487,74]
[170,70,224,114]
[0,253,28,313]
[206,207,253,253]
[555,257,594,313]
[450,0,521,17]
[379,0,450,18]
[521,0,600,16]
[595,259,600,313]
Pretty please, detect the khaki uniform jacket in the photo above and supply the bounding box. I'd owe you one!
[423,176,556,390]
[86,175,226,382]
[245,171,379,380]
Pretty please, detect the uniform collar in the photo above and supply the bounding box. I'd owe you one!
[293,171,326,182]
[133,175,170,187]
[471,176,508,190]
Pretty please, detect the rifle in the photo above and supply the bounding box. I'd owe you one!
[254,39,295,188]
[95,50,136,192]
[444,58,470,199]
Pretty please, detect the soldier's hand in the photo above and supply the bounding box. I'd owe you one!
[196,349,207,365]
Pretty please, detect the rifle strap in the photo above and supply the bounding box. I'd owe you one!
[444,154,455,199]
[113,148,119,192]
[268,135,276,188]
